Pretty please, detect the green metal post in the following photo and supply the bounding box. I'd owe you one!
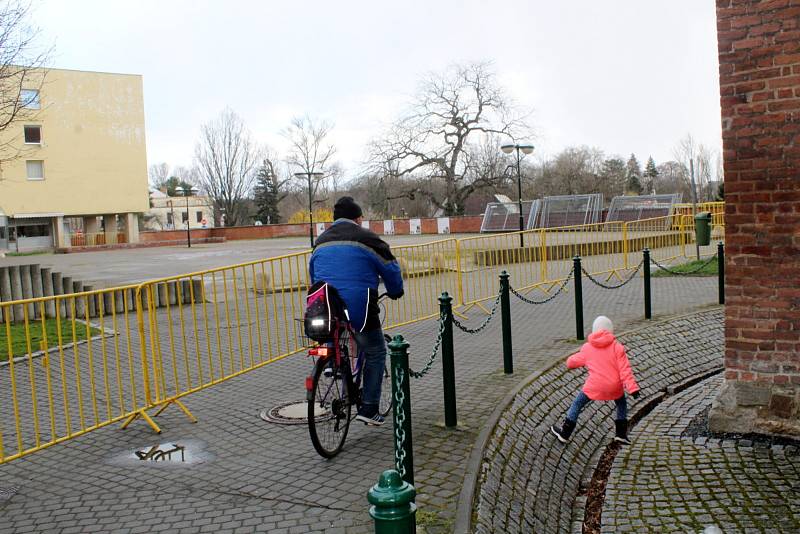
[368,469,417,534]
[389,335,414,487]
[573,256,584,340]
[643,248,652,319]
[439,292,458,428]
[718,242,725,305]
[499,271,513,374]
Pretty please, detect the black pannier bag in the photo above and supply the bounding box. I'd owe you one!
[304,281,349,342]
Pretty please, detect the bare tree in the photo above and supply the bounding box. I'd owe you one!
[672,133,719,201]
[194,108,261,226]
[368,61,531,215]
[283,115,338,211]
[0,0,50,165]
[148,162,170,188]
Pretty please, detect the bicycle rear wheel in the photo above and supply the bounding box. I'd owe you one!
[308,356,352,459]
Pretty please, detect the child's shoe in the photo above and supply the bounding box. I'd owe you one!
[614,419,632,445]
[550,418,576,443]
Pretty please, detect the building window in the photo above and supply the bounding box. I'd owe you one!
[16,224,50,237]
[24,125,41,144]
[26,160,44,180]
[20,89,40,109]
[196,211,203,223]
[182,212,188,224]
[166,212,173,226]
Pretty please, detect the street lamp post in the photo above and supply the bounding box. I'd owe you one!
[500,143,535,247]
[294,171,324,248]
[181,185,199,248]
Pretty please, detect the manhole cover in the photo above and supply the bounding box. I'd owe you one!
[260,400,327,425]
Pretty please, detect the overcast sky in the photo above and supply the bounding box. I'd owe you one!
[35,0,722,179]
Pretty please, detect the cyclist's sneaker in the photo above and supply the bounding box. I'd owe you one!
[356,412,385,426]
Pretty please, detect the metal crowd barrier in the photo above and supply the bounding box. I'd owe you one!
[0,212,725,464]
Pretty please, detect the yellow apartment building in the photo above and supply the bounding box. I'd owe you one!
[0,67,148,251]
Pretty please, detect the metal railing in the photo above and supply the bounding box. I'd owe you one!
[0,210,726,464]
[1,286,149,463]
[69,232,127,247]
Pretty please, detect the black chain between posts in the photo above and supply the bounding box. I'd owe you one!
[650,254,718,275]
[408,311,446,379]
[580,259,645,290]
[509,266,575,305]
[452,288,503,334]
[393,363,407,477]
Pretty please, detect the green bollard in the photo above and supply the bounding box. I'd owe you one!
[718,242,725,305]
[389,335,414,487]
[573,256,584,340]
[368,469,417,534]
[643,248,652,319]
[439,292,458,428]
[499,271,513,374]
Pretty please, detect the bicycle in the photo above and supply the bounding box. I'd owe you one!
[305,294,393,459]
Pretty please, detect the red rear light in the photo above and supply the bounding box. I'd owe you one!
[305,376,313,391]
[308,348,318,356]
[317,347,329,357]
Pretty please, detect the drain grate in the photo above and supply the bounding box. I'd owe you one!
[260,400,328,425]
[0,486,18,503]
[133,443,187,462]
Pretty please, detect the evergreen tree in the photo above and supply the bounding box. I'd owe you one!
[253,164,281,224]
[643,156,659,194]
[625,154,643,195]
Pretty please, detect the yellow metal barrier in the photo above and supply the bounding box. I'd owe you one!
[136,252,313,420]
[0,207,726,464]
[1,286,150,463]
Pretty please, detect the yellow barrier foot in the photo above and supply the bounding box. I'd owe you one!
[153,399,198,424]
[120,409,162,434]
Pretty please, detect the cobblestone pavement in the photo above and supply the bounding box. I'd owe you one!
[603,375,800,533]
[473,307,724,534]
[0,275,718,533]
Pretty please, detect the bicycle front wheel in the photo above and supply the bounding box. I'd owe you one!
[308,357,352,459]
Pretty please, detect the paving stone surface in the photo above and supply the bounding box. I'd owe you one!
[0,274,719,533]
[602,375,800,534]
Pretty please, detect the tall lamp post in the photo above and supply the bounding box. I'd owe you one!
[180,185,199,248]
[294,171,324,248]
[500,143,535,247]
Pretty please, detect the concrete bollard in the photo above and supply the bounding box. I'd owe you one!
[114,289,125,314]
[31,265,44,319]
[20,265,35,319]
[73,281,85,318]
[181,280,192,304]
[41,267,56,318]
[167,281,178,306]
[157,283,167,308]
[84,285,97,317]
[103,291,113,318]
[0,267,13,323]
[9,265,24,323]
[53,273,65,318]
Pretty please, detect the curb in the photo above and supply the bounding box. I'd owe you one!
[452,305,724,534]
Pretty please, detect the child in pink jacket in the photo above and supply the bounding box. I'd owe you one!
[550,315,640,445]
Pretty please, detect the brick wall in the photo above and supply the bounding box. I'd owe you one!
[139,216,484,244]
[710,0,800,435]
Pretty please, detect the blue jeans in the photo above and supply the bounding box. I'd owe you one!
[566,391,627,422]
[353,327,386,414]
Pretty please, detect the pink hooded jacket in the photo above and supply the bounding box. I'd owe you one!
[567,329,639,401]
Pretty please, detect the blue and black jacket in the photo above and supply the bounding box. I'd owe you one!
[309,219,404,332]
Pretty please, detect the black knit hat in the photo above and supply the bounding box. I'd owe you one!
[333,196,363,220]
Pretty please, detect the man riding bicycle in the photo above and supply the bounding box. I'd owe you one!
[309,196,404,426]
